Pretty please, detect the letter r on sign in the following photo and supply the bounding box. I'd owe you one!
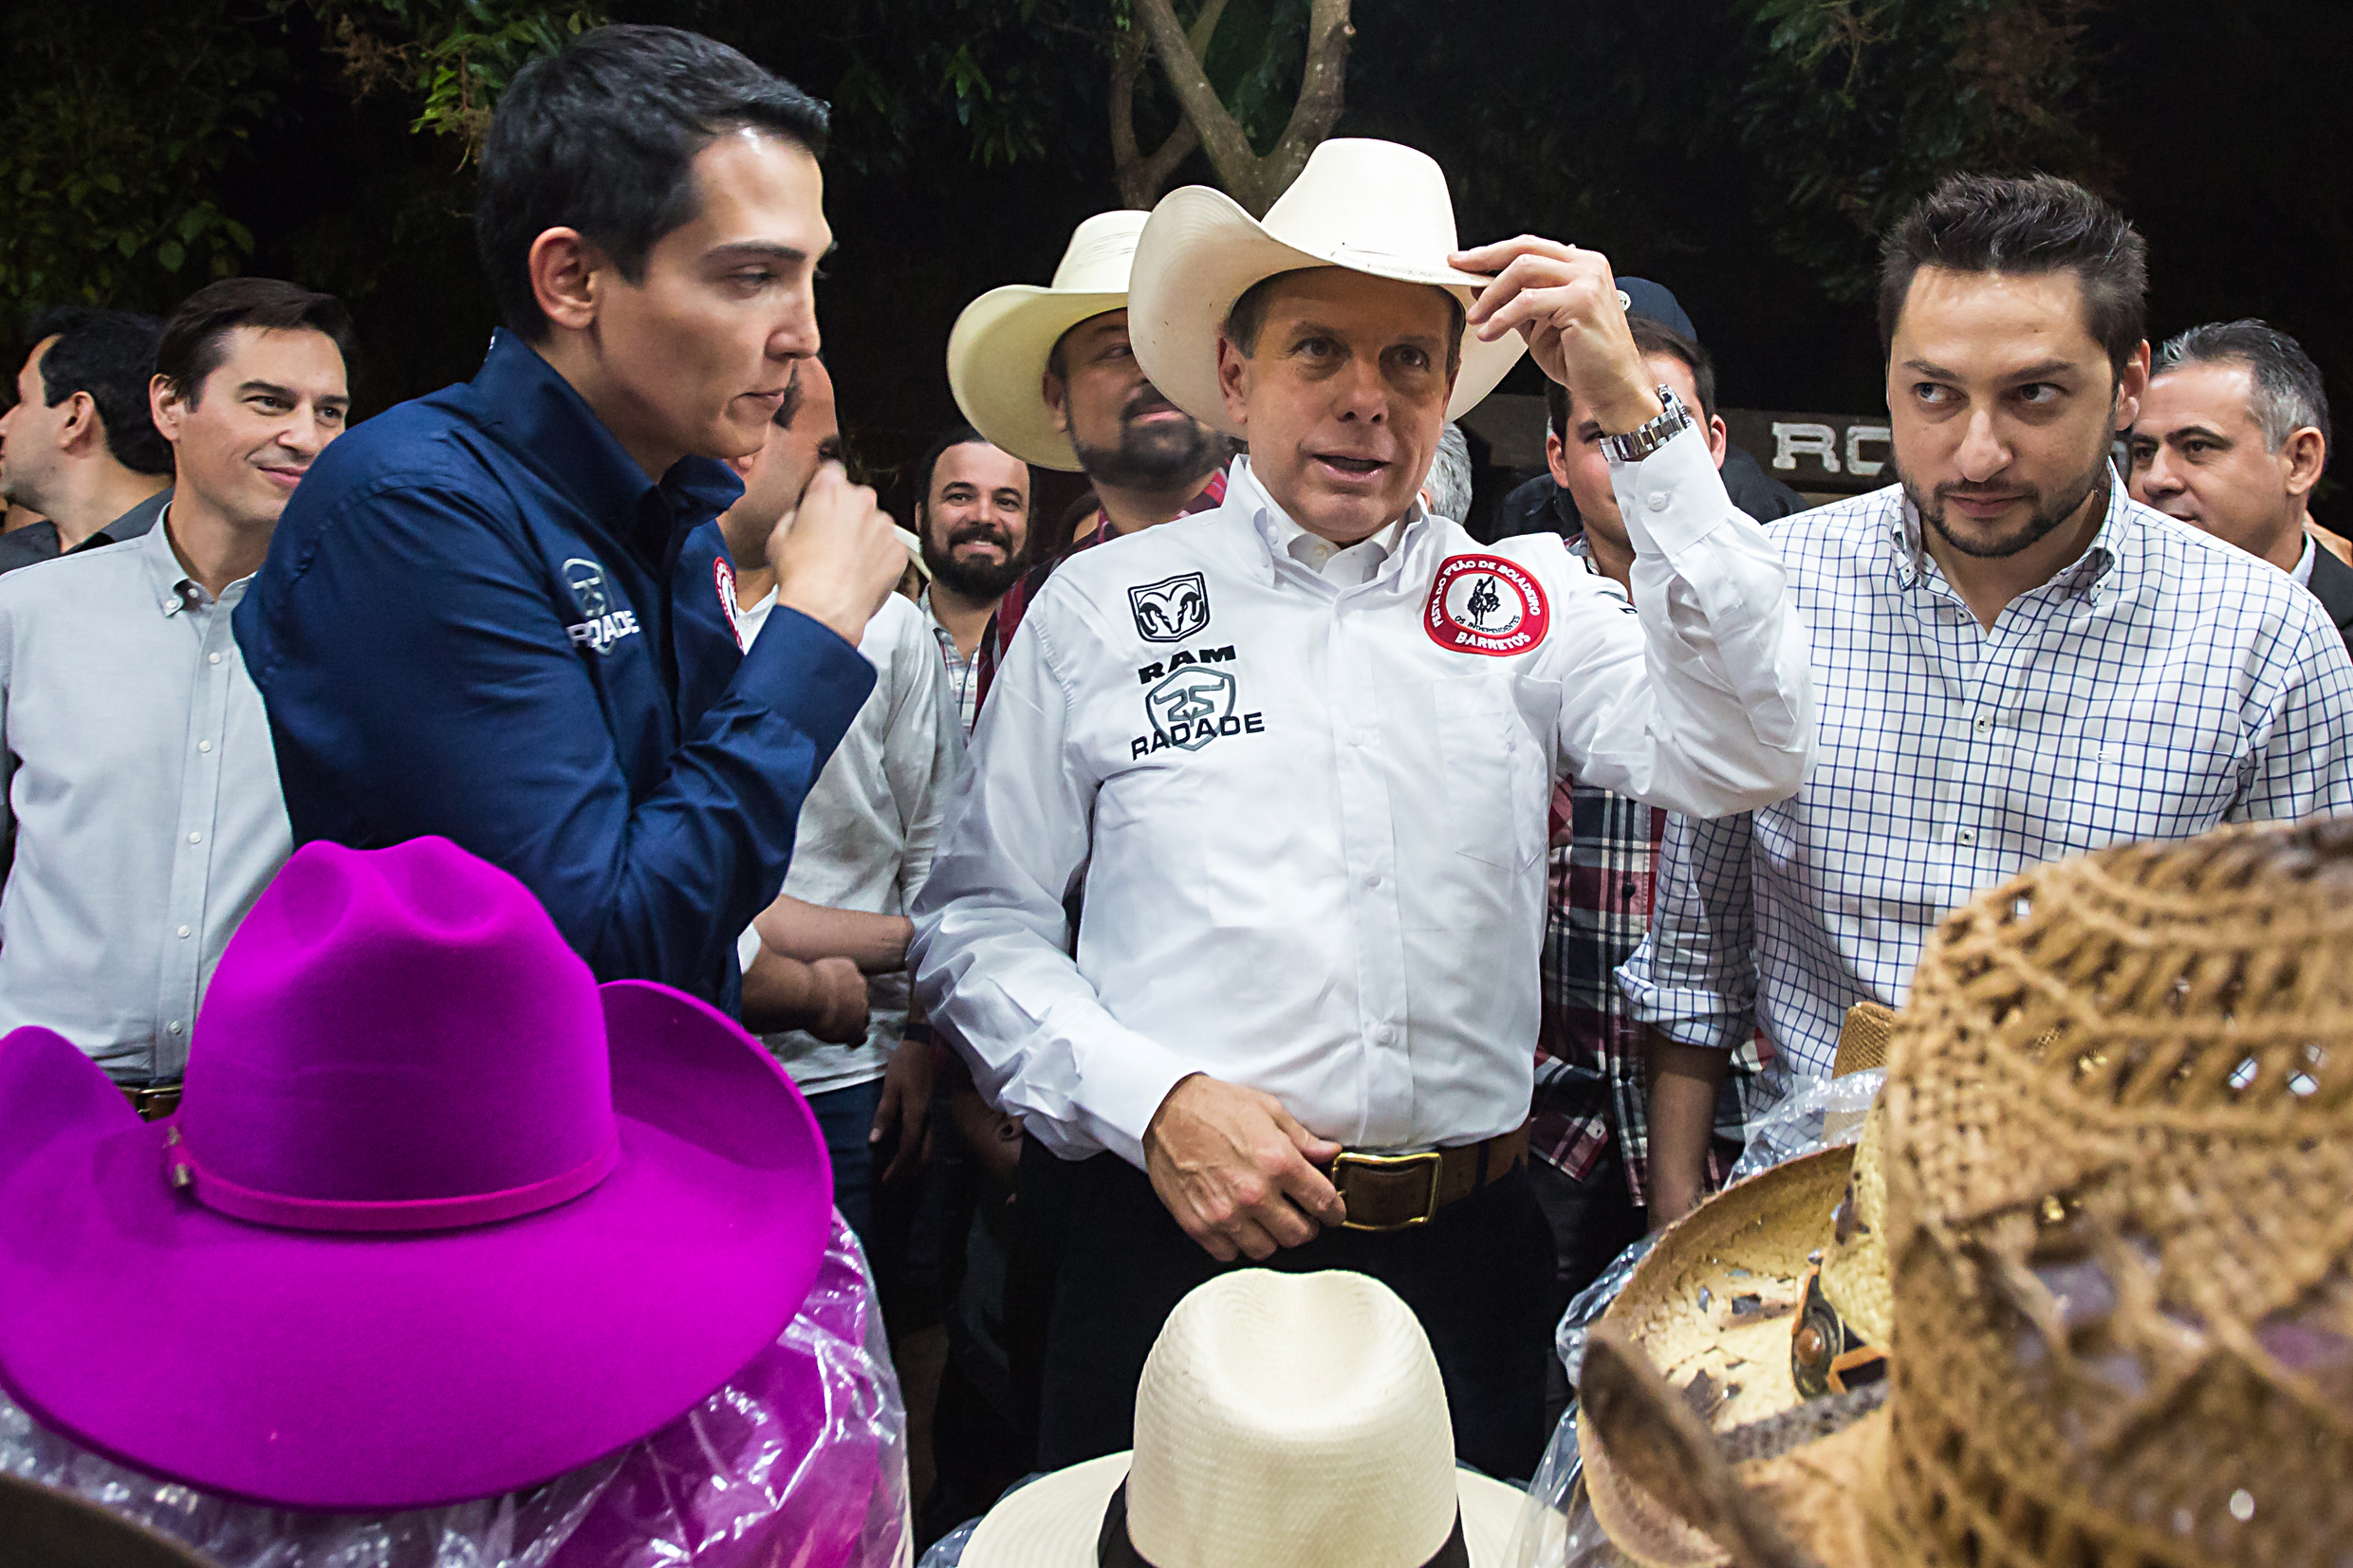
[1772,422,1841,475]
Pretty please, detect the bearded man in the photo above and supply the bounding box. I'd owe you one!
[1621,173,2353,1229]
[945,210,1232,714]
[905,426,1033,734]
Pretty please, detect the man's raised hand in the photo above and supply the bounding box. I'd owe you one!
[1452,237,1662,438]
[1141,1074,1347,1263]
[769,460,905,647]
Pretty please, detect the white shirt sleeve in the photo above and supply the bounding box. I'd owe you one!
[909,595,1205,1164]
[1536,422,1815,818]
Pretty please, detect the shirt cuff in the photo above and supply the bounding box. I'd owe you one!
[1615,955,1756,1053]
[735,603,879,743]
[1609,421,1738,558]
[1069,1022,1210,1169]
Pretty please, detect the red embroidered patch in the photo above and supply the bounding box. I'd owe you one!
[713,557,746,652]
[1424,554,1550,656]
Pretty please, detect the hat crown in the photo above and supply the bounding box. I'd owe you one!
[1048,209,1149,295]
[1884,821,2353,1565]
[176,838,616,1226]
[1125,1271,1459,1568]
[1260,138,1462,270]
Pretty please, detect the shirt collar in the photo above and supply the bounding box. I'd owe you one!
[142,505,198,616]
[1890,467,2130,600]
[466,330,745,565]
[1227,456,1422,585]
[2293,530,2318,588]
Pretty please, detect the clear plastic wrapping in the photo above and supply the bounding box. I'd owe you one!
[1510,1069,1886,1567]
[0,1214,909,1568]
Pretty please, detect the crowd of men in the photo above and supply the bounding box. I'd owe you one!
[1,20,2346,1549]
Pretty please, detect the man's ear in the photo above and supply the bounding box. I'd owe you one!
[1544,430,1570,488]
[1215,335,1251,431]
[1705,415,1731,471]
[528,228,607,334]
[2112,340,2153,432]
[148,374,187,448]
[1041,370,1070,436]
[54,389,102,454]
[2285,427,2327,500]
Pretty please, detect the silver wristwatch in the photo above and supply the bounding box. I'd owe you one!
[1600,385,1694,465]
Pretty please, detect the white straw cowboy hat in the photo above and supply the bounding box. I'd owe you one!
[948,211,1150,472]
[959,1270,1524,1568]
[1126,138,1527,441]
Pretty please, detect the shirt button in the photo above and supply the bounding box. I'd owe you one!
[1646,492,1670,512]
[1957,827,1977,846]
[208,653,221,665]
[1374,1024,1396,1045]
[167,1021,184,1036]
[1365,873,1383,889]
[176,925,192,939]
[188,832,203,845]
[197,740,213,753]
[1973,715,1993,734]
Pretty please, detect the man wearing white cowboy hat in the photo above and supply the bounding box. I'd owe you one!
[947,209,1233,715]
[912,138,1816,1479]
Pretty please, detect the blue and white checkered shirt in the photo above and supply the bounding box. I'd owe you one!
[1619,472,2353,1087]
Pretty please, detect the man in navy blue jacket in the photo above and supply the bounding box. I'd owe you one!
[235,26,906,1011]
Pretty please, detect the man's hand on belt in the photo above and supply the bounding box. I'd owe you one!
[1143,1074,1346,1263]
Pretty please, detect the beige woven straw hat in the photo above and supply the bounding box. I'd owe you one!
[1579,819,2353,1568]
[947,211,1149,472]
[958,1270,1524,1568]
[1125,138,1526,441]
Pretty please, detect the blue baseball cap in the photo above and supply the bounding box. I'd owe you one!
[1615,277,1695,340]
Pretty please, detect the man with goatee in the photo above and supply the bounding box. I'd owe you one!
[945,211,1231,714]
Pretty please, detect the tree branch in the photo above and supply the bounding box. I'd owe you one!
[1110,22,1200,208]
[1265,0,1353,192]
[1133,0,1264,210]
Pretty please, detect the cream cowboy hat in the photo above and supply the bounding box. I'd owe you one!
[959,1270,1525,1568]
[1126,138,1527,440]
[947,211,1151,472]
[1578,821,2353,1568]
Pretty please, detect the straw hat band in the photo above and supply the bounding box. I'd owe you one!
[1096,1483,1470,1568]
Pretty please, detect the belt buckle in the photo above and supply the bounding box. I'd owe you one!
[1332,1149,1443,1232]
[124,1083,183,1122]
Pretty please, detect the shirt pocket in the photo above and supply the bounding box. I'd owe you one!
[1431,674,1548,870]
[2054,712,2240,854]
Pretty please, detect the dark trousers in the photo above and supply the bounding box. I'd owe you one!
[1036,1152,1555,1482]
[806,1079,919,1319]
[1528,1148,1648,1426]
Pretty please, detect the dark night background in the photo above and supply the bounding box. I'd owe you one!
[8,0,2347,523]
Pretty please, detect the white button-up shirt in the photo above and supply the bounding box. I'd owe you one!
[0,514,293,1081]
[1618,475,2353,1087]
[912,437,1813,1166]
[732,590,964,1095]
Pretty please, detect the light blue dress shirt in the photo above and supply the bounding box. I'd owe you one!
[0,513,292,1080]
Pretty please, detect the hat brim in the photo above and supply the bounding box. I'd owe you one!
[0,982,832,1511]
[1127,184,1527,442]
[1578,1145,1857,1568]
[958,1451,1526,1568]
[948,285,1129,471]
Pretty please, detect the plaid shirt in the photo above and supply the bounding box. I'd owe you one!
[1529,542,1763,1206]
[1621,474,2353,1089]
[917,587,981,735]
[973,470,1228,716]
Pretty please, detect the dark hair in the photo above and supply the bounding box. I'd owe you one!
[25,307,172,475]
[1879,173,2148,382]
[475,26,829,341]
[1546,316,1718,438]
[915,425,1024,516]
[2155,319,2331,470]
[157,278,354,407]
[1222,269,1465,379]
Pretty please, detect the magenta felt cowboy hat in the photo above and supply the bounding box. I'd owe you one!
[0,837,833,1512]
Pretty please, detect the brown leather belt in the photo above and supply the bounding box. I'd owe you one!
[1325,1124,1528,1232]
[122,1082,183,1121]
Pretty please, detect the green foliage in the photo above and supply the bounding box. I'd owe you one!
[1729,0,2103,297]
[0,0,281,332]
[297,0,600,150]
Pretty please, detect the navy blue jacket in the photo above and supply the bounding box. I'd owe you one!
[235,331,874,1009]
